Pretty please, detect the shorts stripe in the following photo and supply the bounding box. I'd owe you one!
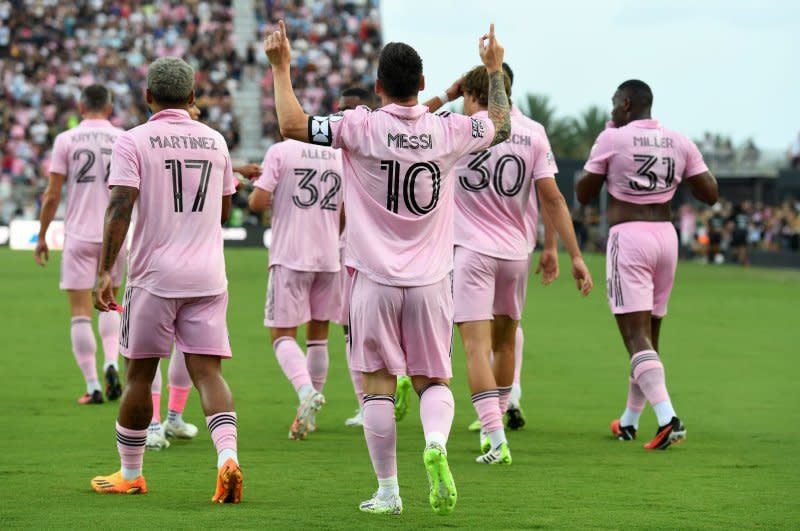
[265,273,275,323]
[609,233,624,307]
[120,286,132,349]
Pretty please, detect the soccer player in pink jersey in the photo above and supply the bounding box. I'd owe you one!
[577,80,718,450]
[248,136,344,440]
[35,84,126,405]
[265,20,511,515]
[89,57,243,502]
[444,65,591,464]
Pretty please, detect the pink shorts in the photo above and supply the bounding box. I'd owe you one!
[606,221,678,318]
[453,246,529,322]
[264,265,342,328]
[60,237,125,290]
[121,286,231,359]
[348,272,453,379]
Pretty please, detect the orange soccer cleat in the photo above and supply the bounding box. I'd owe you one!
[90,471,148,494]
[212,458,243,504]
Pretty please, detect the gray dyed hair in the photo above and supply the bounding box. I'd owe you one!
[147,57,195,105]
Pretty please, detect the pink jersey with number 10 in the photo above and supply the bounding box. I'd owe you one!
[584,119,708,205]
[108,108,236,298]
[315,104,495,287]
[50,119,124,243]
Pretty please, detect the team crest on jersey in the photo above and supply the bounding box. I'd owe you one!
[470,118,486,138]
[309,116,333,146]
[546,151,554,165]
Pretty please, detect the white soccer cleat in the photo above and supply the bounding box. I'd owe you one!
[359,493,403,515]
[475,442,512,465]
[288,390,325,440]
[146,424,170,451]
[162,419,199,439]
[345,408,364,427]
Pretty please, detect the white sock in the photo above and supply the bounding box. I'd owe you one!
[509,383,522,408]
[653,400,676,426]
[148,421,161,432]
[218,448,238,468]
[86,380,101,394]
[620,408,643,429]
[298,384,314,403]
[425,431,447,450]
[488,428,507,450]
[103,360,118,372]
[377,476,399,498]
[167,410,182,424]
[121,466,141,481]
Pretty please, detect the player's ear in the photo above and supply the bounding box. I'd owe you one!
[78,101,86,116]
[187,90,196,106]
[145,89,153,105]
[418,74,425,92]
[375,79,383,97]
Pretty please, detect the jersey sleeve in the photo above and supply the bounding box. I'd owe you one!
[49,133,69,176]
[583,129,615,175]
[448,113,496,158]
[252,144,282,192]
[531,127,558,180]
[222,152,236,196]
[309,106,368,152]
[683,138,709,178]
[108,133,141,189]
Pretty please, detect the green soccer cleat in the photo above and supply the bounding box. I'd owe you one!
[476,442,512,465]
[479,430,490,453]
[423,443,457,515]
[467,419,481,432]
[394,376,412,421]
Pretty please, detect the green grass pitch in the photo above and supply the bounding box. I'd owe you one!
[1,247,798,529]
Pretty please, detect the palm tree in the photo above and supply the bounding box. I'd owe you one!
[569,105,610,159]
[521,94,577,159]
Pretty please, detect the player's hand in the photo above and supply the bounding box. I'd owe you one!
[445,76,465,102]
[234,163,262,180]
[571,256,593,297]
[264,20,291,70]
[535,248,559,285]
[34,239,49,266]
[478,23,504,73]
[93,271,116,312]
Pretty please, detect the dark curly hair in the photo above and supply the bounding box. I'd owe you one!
[377,42,422,99]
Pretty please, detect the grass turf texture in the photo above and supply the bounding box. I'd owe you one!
[1,247,798,529]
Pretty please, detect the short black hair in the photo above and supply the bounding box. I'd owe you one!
[502,62,514,86]
[377,42,422,99]
[80,84,111,112]
[617,79,653,107]
[341,87,371,101]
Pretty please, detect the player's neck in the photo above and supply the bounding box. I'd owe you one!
[82,112,108,121]
[149,103,191,114]
[381,95,419,107]
[629,110,652,122]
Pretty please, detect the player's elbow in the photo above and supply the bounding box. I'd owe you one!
[248,190,268,213]
[575,182,592,205]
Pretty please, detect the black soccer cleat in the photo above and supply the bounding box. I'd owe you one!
[78,390,104,405]
[644,417,686,450]
[610,419,637,440]
[505,405,526,431]
[105,366,122,401]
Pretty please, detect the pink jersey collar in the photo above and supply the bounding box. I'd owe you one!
[148,108,191,122]
[626,118,661,129]
[510,105,523,117]
[378,103,428,120]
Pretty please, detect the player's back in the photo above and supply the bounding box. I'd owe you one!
[109,108,235,297]
[591,119,706,205]
[326,104,494,286]
[50,119,124,242]
[454,111,554,260]
[260,139,343,272]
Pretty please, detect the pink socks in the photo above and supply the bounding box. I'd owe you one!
[362,395,397,480]
[116,421,146,480]
[419,384,454,448]
[98,311,120,370]
[306,340,329,393]
[206,412,238,468]
[70,316,98,391]
[274,337,312,391]
[167,349,192,416]
[151,363,162,424]
[631,350,676,426]
[471,390,503,433]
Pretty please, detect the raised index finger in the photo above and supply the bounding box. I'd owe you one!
[489,23,495,41]
[279,19,287,39]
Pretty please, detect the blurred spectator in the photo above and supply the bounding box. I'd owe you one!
[790,132,800,169]
[740,139,759,167]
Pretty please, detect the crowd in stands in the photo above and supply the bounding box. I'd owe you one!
[699,132,761,171]
[1,0,242,224]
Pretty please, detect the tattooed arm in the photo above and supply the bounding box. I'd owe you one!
[94,185,138,311]
[478,23,510,146]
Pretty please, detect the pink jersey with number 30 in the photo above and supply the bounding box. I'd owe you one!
[584,119,708,205]
[50,119,124,243]
[316,104,495,287]
[108,109,236,298]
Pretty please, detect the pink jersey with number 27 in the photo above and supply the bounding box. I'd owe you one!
[315,104,495,287]
[108,109,236,298]
[584,119,708,205]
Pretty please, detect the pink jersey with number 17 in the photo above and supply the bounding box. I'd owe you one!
[584,119,708,204]
[108,108,236,298]
[50,119,124,243]
[313,104,496,287]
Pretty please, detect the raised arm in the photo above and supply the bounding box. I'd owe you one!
[264,20,311,142]
[478,24,510,146]
[94,185,138,311]
[34,172,65,266]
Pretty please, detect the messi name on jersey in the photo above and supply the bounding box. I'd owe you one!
[387,133,432,150]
